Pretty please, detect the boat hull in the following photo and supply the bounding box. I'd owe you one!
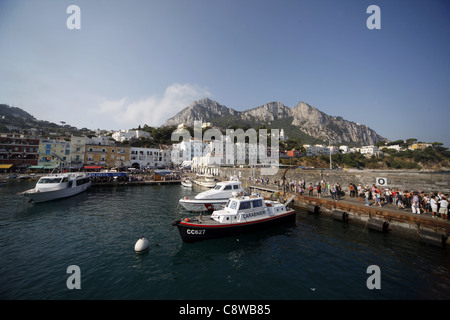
[174,210,296,243]
[22,182,91,203]
[192,180,216,188]
[181,181,192,188]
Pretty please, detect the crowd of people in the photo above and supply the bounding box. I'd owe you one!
[353,184,449,220]
[247,176,449,221]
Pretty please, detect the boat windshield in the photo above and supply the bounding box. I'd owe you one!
[38,178,63,184]
[213,185,222,190]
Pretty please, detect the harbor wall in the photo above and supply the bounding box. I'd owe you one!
[220,168,450,194]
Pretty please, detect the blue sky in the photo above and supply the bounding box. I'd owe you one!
[1,0,449,147]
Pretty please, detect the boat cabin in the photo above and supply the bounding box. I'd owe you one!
[211,194,287,224]
[35,173,90,192]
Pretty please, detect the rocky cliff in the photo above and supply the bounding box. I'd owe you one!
[163,98,385,145]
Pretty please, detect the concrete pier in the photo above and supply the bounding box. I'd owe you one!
[249,185,450,248]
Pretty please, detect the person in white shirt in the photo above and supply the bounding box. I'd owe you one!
[438,195,448,220]
[430,196,438,218]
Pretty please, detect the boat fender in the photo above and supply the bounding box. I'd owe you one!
[185,218,190,222]
[134,236,150,253]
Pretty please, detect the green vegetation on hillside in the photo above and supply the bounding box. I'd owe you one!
[281,145,450,170]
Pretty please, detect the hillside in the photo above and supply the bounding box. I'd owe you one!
[0,104,95,136]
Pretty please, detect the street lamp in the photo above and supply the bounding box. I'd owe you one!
[329,139,332,170]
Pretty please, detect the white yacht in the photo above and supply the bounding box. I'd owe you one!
[192,174,217,188]
[179,180,244,211]
[19,172,91,203]
[181,177,193,188]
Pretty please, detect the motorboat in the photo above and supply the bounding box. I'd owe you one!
[179,180,244,211]
[19,172,91,203]
[192,174,217,188]
[173,193,296,242]
[181,177,193,188]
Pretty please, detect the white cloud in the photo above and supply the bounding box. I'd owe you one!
[97,83,211,129]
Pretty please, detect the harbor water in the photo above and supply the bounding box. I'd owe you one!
[1,181,449,300]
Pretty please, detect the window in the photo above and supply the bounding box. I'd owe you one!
[239,201,251,210]
[228,200,238,210]
[224,185,232,190]
[233,185,239,190]
[252,199,263,208]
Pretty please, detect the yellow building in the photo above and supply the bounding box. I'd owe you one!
[38,139,71,169]
[84,144,130,169]
[410,143,431,150]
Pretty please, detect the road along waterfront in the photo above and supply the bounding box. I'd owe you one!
[1,180,449,300]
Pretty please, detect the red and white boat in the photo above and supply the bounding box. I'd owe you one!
[173,193,296,242]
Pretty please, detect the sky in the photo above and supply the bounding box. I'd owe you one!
[0,0,449,147]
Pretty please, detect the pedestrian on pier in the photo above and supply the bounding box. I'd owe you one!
[374,189,382,207]
[331,184,338,201]
[438,195,448,220]
[430,195,438,218]
[385,188,392,205]
[308,183,314,196]
[317,183,322,198]
[364,187,370,206]
[412,192,421,214]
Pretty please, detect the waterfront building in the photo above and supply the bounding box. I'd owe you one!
[84,144,130,169]
[38,139,71,169]
[130,146,171,169]
[171,138,206,165]
[0,133,39,171]
[70,135,88,169]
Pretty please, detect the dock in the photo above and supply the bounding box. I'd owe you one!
[91,179,181,187]
[249,185,450,248]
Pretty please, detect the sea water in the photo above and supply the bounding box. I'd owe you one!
[0,181,449,300]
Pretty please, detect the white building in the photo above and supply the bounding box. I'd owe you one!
[380,144,402,152]
[339,145,349,154]
[360,145,380,156]
[88,135,115,146]
[171,138,206,165]
[130,147,170,169]
[112,129,152,143]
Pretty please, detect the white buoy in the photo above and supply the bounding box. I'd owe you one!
[134,236,150,253]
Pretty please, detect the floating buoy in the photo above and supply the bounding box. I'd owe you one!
[134,236,150,253]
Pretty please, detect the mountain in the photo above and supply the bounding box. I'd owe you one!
[163,99,385,145]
